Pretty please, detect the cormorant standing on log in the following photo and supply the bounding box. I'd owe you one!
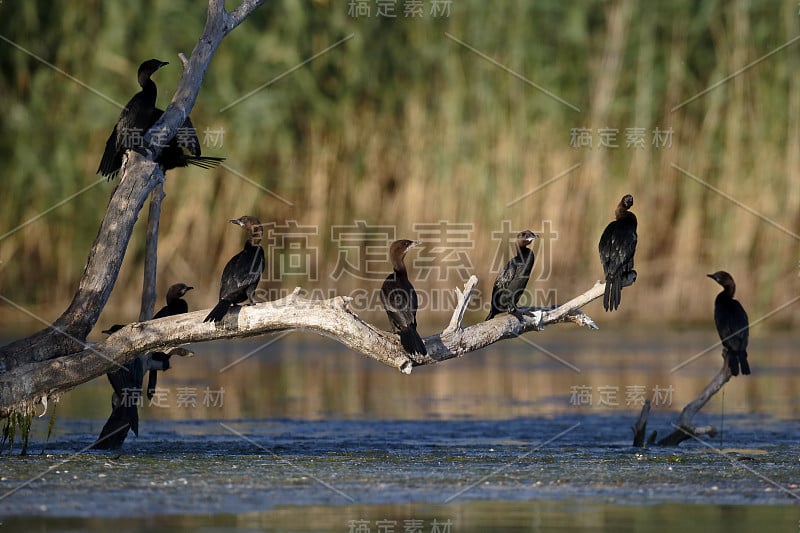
[380,239,427,356]
[708,271,750,376]
[97,59,224,179]
[91,324,142,450]
[204,216,265,323]
[97,59,167,179]
[486,230,538,320]
[598,194,638,311]
[147,283,193,399]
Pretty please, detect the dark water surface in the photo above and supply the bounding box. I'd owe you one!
[1,330,798,531]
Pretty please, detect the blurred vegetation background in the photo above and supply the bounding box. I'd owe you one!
[0,0,798,334]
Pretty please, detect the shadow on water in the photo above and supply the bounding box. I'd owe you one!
[1,329,799,530]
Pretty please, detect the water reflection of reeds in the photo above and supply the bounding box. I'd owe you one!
[60,329,800,423]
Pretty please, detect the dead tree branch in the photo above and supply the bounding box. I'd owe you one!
[0,0,265,374]
[0,278,609,416]
[633,357,731,447]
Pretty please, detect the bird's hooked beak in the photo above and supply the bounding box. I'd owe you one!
[408,240,422,251]
[229,218,244,227]
[159,61,169,69]
[527,233,539,244]
[183,286,194,295]
[706,273,715,280]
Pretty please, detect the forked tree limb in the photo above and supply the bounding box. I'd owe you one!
[0,0,265,374]
[0,278,612,417]
[655,359,729,446]
[633,357,731,447]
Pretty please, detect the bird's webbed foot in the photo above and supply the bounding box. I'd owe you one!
[509,307,525,320]
[622,270,637,287]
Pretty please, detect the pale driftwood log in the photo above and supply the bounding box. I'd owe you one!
[0,0,264,375]
[0,278,610,416]
[632,357,730,447]
[656,359,729,446]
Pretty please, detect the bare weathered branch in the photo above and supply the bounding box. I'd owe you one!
[0,0,264,374]
[632,399,651,447]
[140,182,165,322]
[630,353,732,447]
[442,276,478,336]
[0,280,607,415]
[0,159,163,372]
[657,360,731,446]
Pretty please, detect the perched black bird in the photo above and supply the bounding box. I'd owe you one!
[380,239,427,356]
[98,59,168,179]
[97,59,224,179]
[92,324,143,450]
[147,283,193,399]
[708,271,750,376]
[149,108,225,172]
[486,230,538,320]
[204,216,265,323]
[598,194,638,311]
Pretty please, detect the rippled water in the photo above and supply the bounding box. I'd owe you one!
[1,329,798,530]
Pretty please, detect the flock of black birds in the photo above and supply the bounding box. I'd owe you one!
[91,60,750,449]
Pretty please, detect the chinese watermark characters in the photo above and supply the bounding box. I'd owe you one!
[568,385,674,407]
[569,127,673,149]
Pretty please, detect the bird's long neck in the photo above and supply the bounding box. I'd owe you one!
[166,295,183,307]
[392,255,408,278]
[516,241,532,260]
[138,77,157,106]
[721,281,736,298]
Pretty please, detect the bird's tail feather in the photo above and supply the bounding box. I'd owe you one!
[740,353,751,375]
[399,328,427,356]
[603,276,622,311]
[204,300,231,323]
[726,349,741,376]
[732,351,750,376]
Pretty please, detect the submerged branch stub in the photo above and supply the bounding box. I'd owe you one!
[648,358,731,447]
[632,399,651,447]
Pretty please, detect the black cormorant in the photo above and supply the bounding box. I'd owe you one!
[598,194,638,311]
[149,108,224,171]
[380,239,427,356]
[708,271,750,376]
[147,283,193,399]
[97,59,168,179]
[91,324,142,450]
[97,59,224,179]
[204,216,265,323]
[486,230,538,320]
